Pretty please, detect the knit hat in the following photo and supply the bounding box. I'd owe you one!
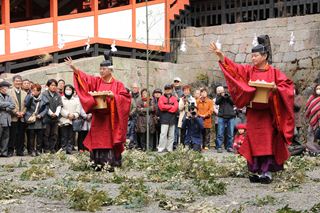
[236,123,247,130]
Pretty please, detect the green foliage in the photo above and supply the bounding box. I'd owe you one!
[68,187,112,212]
[111,172,129,184]
[1,159,28,172]
[163,175,188,191]
[274,156,320,192]
[122,150,152,170]
[17,159,28,168]
[0,181,33,200]
[196,73,209,85]
[152,189,167,201]
[2,164,16,172]
[174,189,196,203]
[68,152,92,171]
[29,153,55,164]
[310,202,320,213]
[246,195,277,207]
[194,177,226,196]
[159,199,186,211]
[276,205,302,213]
[20,165,55,181]
[228,206,245,213]
[115,178,150,209]
[63,171,111,184]
[219,155,249,177]
[35,184,68,201]
[123,147,247,184]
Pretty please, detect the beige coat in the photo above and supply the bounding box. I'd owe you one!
[8,88,27,122]
[59,96,80,126]
[178,96,196,128]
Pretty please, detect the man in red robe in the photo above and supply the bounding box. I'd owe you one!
[65,55,131,171]
[210,35,294,184]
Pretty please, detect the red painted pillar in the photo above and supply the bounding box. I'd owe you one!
[131,0,136,44]
[3,0,10,55]
[50,0,58,49]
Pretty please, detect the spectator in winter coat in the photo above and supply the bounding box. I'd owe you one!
[178,85,196,145]
[233,123,247,154]
[59,85,80,154]
[127,88,137,149]
[42,79,63,153]
[215,86,236,153]
[24,84,49,156]
[182,107,204,152]
[151,88,162,150]
[157,84,179,152]
[135,88,156,151]
[197,88,214,150]
[0,81,15,157]
[8,75,27,156]
[77,105,92,152]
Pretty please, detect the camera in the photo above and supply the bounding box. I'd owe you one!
[188,102,196,112]
[188,102,197,117]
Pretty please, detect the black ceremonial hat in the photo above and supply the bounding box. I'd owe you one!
[100,50,113,68]
[251,35,272,64]
[252,44,267,53]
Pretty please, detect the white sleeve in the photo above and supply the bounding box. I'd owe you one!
[55,106,62,116]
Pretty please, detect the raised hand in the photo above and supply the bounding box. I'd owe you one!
[210,42,224,62]
[64,57,78,73]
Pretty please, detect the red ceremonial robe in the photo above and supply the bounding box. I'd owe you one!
[73,70,131,157]
[219,57,294,165]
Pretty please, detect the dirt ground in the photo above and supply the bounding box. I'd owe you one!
[0,149,320,213]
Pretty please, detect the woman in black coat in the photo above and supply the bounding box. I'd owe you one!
[24,84,49,156]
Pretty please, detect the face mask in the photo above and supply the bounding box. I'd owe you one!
[65,90,72,96]
[316,89,320,95]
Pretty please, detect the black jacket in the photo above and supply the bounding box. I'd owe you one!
[215,94,236,119]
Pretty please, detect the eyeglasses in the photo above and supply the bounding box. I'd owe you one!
[174,80,180,83]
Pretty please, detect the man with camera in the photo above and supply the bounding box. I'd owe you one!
[215,86,236,153]
[178,85,196,145]
[182,106,204,152]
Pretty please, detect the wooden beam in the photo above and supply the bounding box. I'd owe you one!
[50,0,58,49]
[132,0,136,44]
[93,0,98,42]
[3,0,10,57]
[26,0,32,18]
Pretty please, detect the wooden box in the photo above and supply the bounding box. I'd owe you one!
[248,81,275,104]
[89,91,109,109]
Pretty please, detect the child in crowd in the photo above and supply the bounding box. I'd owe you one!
[233,123,247,154]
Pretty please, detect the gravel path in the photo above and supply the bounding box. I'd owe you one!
[0,150,319,213]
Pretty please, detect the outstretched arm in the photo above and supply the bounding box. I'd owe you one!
[209,42,225,62]
[64,57,79,74]
[210,41,250,83]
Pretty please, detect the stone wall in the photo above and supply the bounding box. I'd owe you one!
[0,56,205,91]
[178,14,320,86]
[1,14,319,91]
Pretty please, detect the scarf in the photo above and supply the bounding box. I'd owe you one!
[306,95,320,130]
[33,94,41,102]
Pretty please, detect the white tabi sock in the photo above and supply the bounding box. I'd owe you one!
[264,171,272,179]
